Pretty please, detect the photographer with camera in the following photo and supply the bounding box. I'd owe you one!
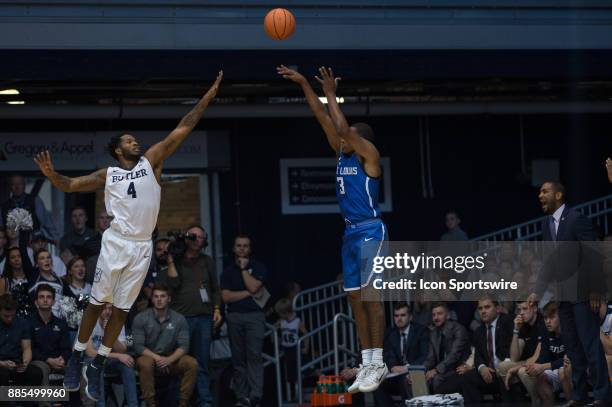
[159,225,221,407]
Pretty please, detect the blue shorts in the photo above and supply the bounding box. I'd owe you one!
[341,219,387,291]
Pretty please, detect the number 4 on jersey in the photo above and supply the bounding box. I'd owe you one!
[127,182,137,198]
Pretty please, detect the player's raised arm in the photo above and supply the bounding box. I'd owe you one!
[34,151,106,193]
[145,71,223,169]
[316,66,380,165]
[277,64,341,154]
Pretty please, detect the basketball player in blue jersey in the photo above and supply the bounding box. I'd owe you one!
[278,65,388,392]
[33,71,223,403]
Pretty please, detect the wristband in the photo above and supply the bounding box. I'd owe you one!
[513,329,520,335]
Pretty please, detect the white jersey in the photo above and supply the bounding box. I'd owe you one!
[104,156,160,240]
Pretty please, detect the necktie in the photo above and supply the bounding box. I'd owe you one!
[548,215,557,241]
[401,333,408,363]
[487,324,494,368]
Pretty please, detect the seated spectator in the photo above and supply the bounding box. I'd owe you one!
[275,297,309,399]
[132,284,197,407]
[1,246,34,317]
[533,301,572,405]
[0,293,42,386]
[60,206,96,259]
[459,298,514,403]
[378,302,429,405]
[28,230,66,279]
[29,284,71,387]
[28,248,64,317]
[85,303,138,407]
[424,302,470,394]
[440,210,468,241]
[62,256,92,300]
[0,174,60,242]
[498,300,546,404]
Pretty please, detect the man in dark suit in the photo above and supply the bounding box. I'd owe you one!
[424,302,470,394]
[535,181,611,406]
[459,297,514,404]
[376,302,429,405]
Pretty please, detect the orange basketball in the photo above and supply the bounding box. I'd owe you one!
[264,8,296,41]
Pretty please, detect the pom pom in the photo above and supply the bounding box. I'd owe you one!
[6,208,33,232]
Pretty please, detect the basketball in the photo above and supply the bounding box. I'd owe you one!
[264,8,296,41]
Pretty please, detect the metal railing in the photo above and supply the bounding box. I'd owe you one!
[472,193,612,242]
[262,322,283,407]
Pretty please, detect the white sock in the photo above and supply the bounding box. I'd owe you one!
[371,348,383,365]
[361,349,373,366]
[73,340,87,352]
[97,344,112,357]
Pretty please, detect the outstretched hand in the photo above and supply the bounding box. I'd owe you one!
[33,151,55,177]
[204,70,224,101]
[277,65,306,84]
[315,66,341,95]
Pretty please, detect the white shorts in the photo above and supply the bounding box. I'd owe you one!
[90,228,152,311]
[543,368,561,392]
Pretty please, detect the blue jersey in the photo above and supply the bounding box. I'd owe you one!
[335,152,380,224]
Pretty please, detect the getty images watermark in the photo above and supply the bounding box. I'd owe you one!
[371,252,518,291]
[357,241,612,302]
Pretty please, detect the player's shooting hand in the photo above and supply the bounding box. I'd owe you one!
[33,151,56,177]
[315,66,341,95]
[204,71,223,101]
[277,65,306,84]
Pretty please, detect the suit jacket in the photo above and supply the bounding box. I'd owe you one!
[383,321,429,368]
[472,313,514,370]
[538,205,604,301]
[425,320,471,376]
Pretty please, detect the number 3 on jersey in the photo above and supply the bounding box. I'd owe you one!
[337,177,346,195]
[127,182,137,198]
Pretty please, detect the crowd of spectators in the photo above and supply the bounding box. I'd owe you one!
[2,178,612,407]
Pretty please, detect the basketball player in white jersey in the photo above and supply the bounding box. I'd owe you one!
[33,71,223,402]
